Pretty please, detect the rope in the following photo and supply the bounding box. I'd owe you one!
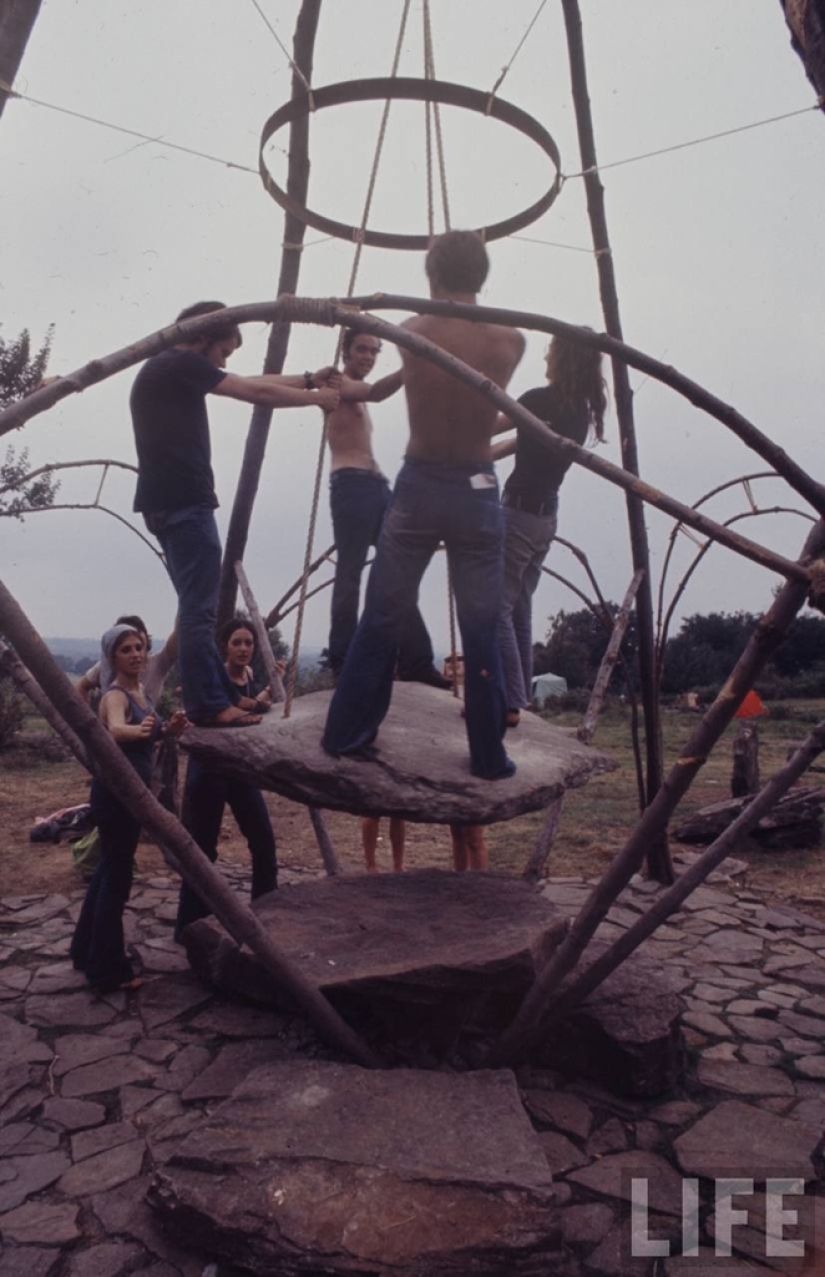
[423,0,451,232]
[283,0,412,716]
[564,102,822,179]
[486,0,548,110]
[0,79,261,173]
[248,0,315,105]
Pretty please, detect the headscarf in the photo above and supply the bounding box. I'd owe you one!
[99,624,141,690]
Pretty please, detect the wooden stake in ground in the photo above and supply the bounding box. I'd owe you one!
[0,578,379,1069]
[235,559,341,877]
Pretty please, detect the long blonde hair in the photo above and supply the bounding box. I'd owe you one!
[547,331,606,443]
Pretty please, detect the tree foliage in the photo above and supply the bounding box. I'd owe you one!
[0,326,58,519]
[0,325,52,408]
[537,605,825,698]
[534,604,638,691]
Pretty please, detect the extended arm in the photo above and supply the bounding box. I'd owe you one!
[490,435,517,462]
[100,689,156,742]
[212,373,339,411]
[338,369,404,404]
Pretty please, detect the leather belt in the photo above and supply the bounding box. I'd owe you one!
[501,491,555,518]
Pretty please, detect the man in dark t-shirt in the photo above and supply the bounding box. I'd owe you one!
[132,300,339,726]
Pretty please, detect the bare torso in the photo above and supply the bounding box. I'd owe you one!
[401,315,524,464]
[327,400,381,474]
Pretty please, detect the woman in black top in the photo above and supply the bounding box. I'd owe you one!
[175,617,278,938]
[494,333,606,725]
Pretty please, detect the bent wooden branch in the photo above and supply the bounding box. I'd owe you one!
[0,579,379,1068]
[5,294,825,527]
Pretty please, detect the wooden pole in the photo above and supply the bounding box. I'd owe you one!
[307,806,341,878]
[234,560,341,877]
[234,561,285,703]
[521,796,565,884]
[561,0,668,879]
[0,0,43,120]
[487,517,825,1066]
[0,579,379,1068]
[216,0,322,626]
[578,570,645,746]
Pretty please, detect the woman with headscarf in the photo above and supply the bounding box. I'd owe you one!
[493,332,606,726]
[70,624,188,993]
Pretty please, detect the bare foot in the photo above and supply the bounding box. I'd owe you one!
[506,710,521,729]
[365,864,380,875]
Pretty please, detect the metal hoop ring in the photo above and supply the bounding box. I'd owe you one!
[259,77,563,251]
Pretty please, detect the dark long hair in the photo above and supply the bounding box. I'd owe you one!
[547,331,607,443]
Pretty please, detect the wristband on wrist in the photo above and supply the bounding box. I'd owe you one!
[303,370,316,391]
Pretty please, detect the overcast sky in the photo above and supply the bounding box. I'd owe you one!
[2,1,824,656]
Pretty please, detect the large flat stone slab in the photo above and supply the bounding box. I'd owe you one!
[184,870,568,1052]
[149,1060,562,1276]
[181,684,613,823]
[674,1100,820,1178]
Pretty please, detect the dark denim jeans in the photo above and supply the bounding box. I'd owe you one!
[175,758,278,936]
[328,468,435,677]
[70,771,145,990]
[147,504,234,721]
[323,459,513,779]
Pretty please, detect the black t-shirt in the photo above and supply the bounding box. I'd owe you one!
[503,384,589,507]
[131,348,226,513]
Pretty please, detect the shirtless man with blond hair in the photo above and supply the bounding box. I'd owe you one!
[323,331,446,686]
[323,230,525,779]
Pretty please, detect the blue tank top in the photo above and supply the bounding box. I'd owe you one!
[106,686,160,775]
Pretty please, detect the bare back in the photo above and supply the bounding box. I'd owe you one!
[401,315,524,464]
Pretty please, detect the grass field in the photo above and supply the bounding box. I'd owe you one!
[2,699,824,916]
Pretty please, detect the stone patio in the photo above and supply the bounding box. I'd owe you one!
[0,854,823,1275]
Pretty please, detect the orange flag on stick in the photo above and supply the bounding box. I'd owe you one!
[735,689,767,719]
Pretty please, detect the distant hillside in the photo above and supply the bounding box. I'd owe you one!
[43,638,326,671]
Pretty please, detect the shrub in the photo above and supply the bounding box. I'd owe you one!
[0,677,25,749]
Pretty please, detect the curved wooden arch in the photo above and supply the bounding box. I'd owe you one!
[259,78,563,250]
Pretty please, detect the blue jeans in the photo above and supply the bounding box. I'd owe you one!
[328,468,435,676]
[146,505,235,721]
[323,459,513,779]
[175,758,278,935]
[500,504,558,710]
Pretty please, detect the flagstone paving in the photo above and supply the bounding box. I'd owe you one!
[0,857,822,1276]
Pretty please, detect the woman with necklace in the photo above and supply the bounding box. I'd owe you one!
[71,624,188,993]
[175,617,278,939]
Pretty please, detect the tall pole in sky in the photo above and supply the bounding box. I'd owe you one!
[218,0,322,625]
[0,0,43,119]
[780,0,825,105]
[561,0,671,883]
